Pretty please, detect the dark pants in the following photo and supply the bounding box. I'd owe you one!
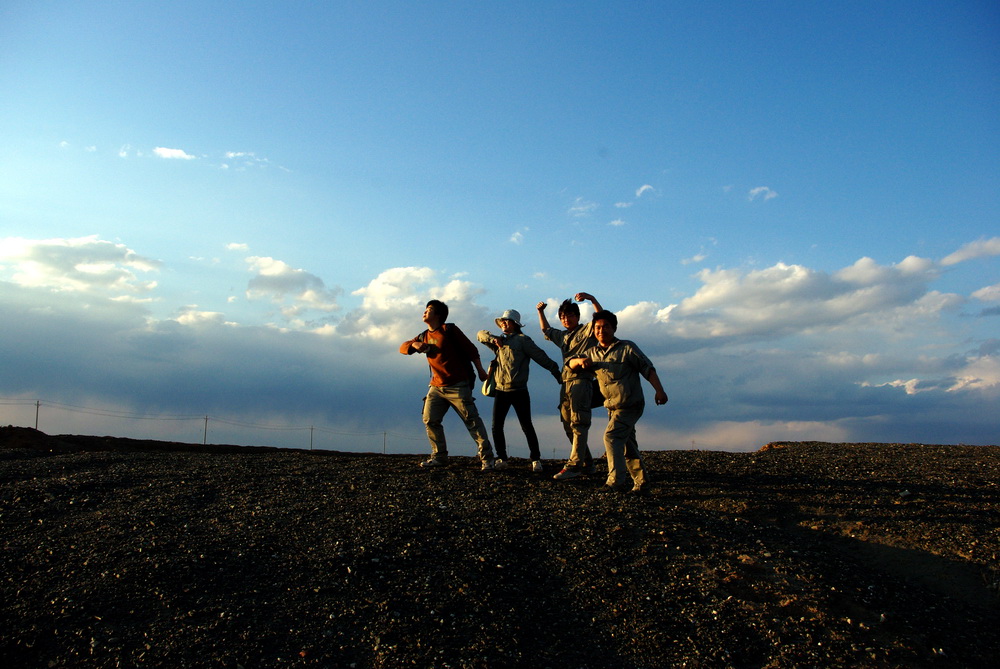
[491,388,541,461]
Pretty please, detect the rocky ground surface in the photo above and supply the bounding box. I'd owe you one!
[0,426,998,668]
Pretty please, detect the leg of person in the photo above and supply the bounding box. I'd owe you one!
[447,381,495,464]
[566,378,594,469]
[620,407,647,490]
[510,388,541,462]
[558,386,574,447]
[491,390,513,461]
[422,387,451,463]
[603,407,641,490]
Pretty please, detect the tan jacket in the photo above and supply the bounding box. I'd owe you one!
[477,331,561,392]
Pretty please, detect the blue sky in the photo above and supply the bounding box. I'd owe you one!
[2,1,998,453]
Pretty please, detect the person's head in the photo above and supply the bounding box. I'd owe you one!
[558,299,581,329]
[424,300,448,326]
[592,310,618,346]
[495,309,523,335]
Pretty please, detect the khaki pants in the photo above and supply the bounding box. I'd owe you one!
[559,378,594,468]
[603,405,647,490]
[423,382,494,462]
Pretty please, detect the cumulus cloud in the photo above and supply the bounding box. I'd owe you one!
[748,186,778,201]
[653,255,947,344]
[509,229,526,244]
[0,235,160,296]
[153,147,197,160]
[341,267,488,340]
[245,256,342,319]
[941,237,1000,266]
[226,242,249,252]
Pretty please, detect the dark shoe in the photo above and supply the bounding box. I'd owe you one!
[630,485,651,498]
[583,463,598,475]
[419,458,447,468]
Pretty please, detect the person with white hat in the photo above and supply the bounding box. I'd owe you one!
[477,309,562,472]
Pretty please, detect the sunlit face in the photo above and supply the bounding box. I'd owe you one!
[559,311,580,329]
[423,305,440,326]
[594,318,616,346]
[498,318,517,334]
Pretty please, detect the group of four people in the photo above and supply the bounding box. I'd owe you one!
[399,293,668,494]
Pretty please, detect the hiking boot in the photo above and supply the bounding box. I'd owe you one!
[531,460,543,473]
[481,459,495,471]
[494,459,510,470]
[419,458,447,468]
[553,467,581,481]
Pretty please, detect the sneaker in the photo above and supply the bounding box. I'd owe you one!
[630,485,651,498]
[553,467,581,481]
[583,462,598,475]
[531,460,543,473]
[481,459,495,471]
[419,458,446,468]
[494,459,510,470]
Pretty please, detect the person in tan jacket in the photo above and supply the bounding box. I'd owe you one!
[478,309,561,472]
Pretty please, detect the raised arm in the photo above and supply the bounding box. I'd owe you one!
[574,292,603,313]
[536,301,551,332]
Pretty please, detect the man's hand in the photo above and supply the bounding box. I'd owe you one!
[654,390,668,406]
[411,341,428,353]
[536,301,546,312]
[574,292,593,302]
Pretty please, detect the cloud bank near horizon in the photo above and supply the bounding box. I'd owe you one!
[1,235,997,452]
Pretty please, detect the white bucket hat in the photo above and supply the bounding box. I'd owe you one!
[495,309,523,328]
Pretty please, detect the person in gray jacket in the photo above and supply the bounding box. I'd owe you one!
[478,309,562,472]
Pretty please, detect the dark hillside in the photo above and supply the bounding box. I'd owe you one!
[1,427,998,668]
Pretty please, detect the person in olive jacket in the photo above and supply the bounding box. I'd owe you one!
[478,309,562,472]
[568,310,668,495]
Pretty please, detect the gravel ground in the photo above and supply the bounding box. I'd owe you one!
[1,427,998,668]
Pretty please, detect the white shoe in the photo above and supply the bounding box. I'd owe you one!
[531,460,543,473]
[494,459,510,470]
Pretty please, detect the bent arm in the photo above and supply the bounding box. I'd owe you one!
[644,369,669,405]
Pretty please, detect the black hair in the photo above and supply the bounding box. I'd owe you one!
[592,309,618,330]
[557,299,580,318]
[426,299,449,321]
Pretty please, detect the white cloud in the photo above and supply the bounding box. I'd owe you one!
[609,219,626,227]
[635,184,655,198]
[941,237,1000,266]
[118,144,132,158]
[153,147,196,160]
[245,256,342,317]
[0,235,160,296]
[226,242,250,252]
[748,186,778,201]
[681,252,707,265]
[972,283,1000,302]
[568,197,598,217]
[509,229,526,244]
[614,202,633,208]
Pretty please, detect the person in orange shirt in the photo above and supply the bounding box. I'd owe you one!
[400,300,496,470]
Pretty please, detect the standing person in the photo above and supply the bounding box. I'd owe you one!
[400,300,497,470]
[568,310,668,495]
[536,292,603,481]
[478,309,562,472]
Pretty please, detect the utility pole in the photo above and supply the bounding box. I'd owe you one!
[35,400,40,430]
[203,416,208,445]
